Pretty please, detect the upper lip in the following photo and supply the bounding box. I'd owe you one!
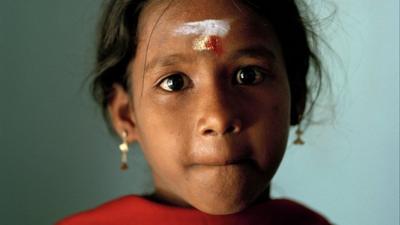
[201,158,254,167]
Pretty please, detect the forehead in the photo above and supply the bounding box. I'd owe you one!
[138,0,271,40]
[133,0,283,73]
[143,0,251,20]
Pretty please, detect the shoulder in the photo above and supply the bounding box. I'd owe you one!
[55,195,146,225]
[264,198,332,225]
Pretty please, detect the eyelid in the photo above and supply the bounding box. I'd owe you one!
[237,65,272,76]
[233,65,272,85]
[156,73,192,92]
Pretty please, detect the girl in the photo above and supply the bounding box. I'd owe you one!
[57,0,331,224]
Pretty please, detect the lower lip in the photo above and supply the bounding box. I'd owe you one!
[189,162,258,182]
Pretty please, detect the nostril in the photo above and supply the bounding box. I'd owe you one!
[203,129,217,136]
[225,119,242,134]
[199,119,242,136]
[225,125,236,134]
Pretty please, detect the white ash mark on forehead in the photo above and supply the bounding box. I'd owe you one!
[173,19,231,37]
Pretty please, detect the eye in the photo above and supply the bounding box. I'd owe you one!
[159,74,190,92]
[234,66,266,85]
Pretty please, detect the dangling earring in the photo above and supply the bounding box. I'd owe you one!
[293,115,305,145]
[119,131,129,170]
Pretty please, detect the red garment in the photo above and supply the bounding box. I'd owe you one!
[56,195,331,225]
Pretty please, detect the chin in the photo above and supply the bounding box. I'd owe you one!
[186,179,265,215]
[184,164,268,215]
[197,201,249,215]
[189,189,259,215]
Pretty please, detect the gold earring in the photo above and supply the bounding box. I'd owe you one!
[293,115,305,145]
[119,131,129,170]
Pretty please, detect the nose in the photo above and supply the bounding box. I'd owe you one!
[200,117,242,136]
[196,87,242,137]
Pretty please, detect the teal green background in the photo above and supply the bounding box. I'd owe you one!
[0,0,398,224]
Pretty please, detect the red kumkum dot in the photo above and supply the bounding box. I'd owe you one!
[205,35,223,55]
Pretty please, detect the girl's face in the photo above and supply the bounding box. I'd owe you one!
[111,0,291,215]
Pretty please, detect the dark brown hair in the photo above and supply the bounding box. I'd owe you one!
[92,0,324,126]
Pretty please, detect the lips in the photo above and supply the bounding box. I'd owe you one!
[189,140,254,167]
[198,157,254,167]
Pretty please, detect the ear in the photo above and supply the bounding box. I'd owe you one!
[290,81,307,126]
[107,84,138,143]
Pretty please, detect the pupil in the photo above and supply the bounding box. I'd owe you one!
[239,68,256,84]
[167,75,184,90]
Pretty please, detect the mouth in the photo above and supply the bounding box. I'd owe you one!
[188,157,262,184]
[203,158,255,166]
[189,141,257,168]
[191,157,257,169]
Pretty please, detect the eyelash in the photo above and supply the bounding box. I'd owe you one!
[156,65,271,92]
[233,66,270,85]
[157,73,191,92]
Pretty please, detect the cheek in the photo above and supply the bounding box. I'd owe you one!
[133,95,193,178]
[252,106,289,170]
[239,73,290,170]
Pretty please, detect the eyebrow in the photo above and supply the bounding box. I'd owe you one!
[145,54,192,72]
[144,45,277,73]
[229,45,277,63]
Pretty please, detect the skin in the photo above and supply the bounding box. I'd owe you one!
[108,0,291,215]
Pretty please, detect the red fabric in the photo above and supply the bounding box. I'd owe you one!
[56,195,331,225]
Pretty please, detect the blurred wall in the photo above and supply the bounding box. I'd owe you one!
[0,0,398,224]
